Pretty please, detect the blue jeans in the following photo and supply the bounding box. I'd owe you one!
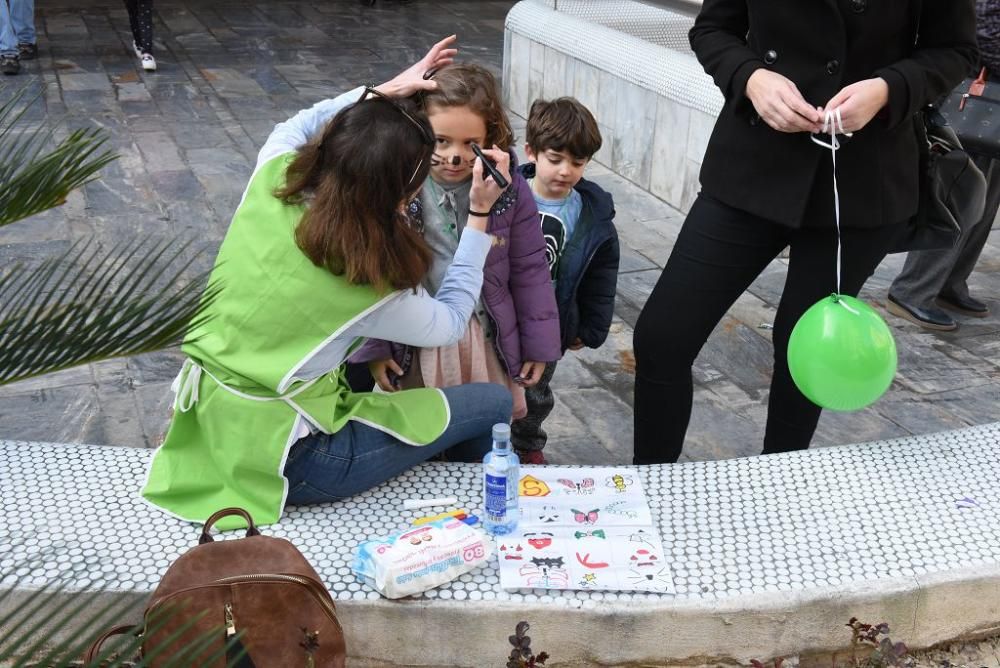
[284,383,512,505]
[0,0,35,57]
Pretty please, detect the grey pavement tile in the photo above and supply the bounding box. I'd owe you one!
[681,386,764,462]
[134,131,186,173]
[58,72,112,92]
[557,387,634,462]
[618,246,658,274]
[811,404,913,447]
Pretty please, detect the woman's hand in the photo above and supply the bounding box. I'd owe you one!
[375,35,458,98]
[746,69,823,133]
[821,78,889,134]
[467,146,511,231]
[516,361,546,388]
[369,358,403,392]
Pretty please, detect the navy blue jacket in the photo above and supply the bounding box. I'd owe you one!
[519,163,620,352]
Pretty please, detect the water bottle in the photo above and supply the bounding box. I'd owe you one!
[483,423,519,535]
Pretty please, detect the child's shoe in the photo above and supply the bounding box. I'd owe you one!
[140,53,156,71]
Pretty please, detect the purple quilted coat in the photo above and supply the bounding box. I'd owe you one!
[351,163,561,377]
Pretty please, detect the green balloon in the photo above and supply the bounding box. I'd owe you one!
[787,294,897,412]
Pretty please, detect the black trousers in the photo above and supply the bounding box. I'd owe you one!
[124,0,153,54]
[633,194,904,464]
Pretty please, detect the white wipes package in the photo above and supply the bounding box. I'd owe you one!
[352,518,491,598]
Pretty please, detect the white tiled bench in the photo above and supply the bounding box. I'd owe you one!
[503,0,720,213]
[3,424,1000,666]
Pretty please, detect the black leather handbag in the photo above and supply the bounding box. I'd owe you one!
[888,107,987,253]
[938,68,1000,160]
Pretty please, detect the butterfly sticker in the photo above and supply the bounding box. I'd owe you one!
[572,508,600,525]
[558,478,596,495]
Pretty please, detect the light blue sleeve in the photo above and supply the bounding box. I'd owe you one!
[354,229,493,348]
[256,86,366,167]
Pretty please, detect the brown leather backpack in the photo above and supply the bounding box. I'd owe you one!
[85,508,346,667]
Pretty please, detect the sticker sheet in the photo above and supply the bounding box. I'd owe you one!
[497,467,674,593]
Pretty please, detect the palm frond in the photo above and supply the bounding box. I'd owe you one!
[0,85,117,228]
[0,238,218,386]
[0,558,244,667]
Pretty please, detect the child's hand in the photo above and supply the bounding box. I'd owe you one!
[568,338,585,351]
[375,35,458,98]
[516,361,546,387]
[369,358,404,392]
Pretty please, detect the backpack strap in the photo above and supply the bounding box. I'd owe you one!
[199,507,262,544]
[83,624,141,664]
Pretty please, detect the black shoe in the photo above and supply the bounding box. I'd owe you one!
[0,55,20,75]
[937,292,989,318]
[886,293,957,331]
[17,43,37,60]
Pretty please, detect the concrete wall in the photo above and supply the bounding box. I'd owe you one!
[503,0,721,213]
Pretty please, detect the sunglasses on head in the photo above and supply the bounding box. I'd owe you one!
[358,86,435,187]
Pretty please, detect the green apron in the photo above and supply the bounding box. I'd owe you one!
[142,153,450,529]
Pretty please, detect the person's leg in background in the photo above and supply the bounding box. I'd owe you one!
[511,361,557,464]
[284,382,512,504]
[10,0,35,60]
[633,195,790,464]
[1,1,21,75]
[763,221,907,454]
[123,0,155,70]
[939,154,1000,316]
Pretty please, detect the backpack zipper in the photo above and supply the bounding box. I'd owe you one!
[225,602,237,637]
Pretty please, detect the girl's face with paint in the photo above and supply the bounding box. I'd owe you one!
[426,104,488,185]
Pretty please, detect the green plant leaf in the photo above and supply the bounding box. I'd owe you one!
[0,85,117,228]
[0,238,218,386]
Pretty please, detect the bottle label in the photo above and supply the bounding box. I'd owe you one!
[485,473,508,518]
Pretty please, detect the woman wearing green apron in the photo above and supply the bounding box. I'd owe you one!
[142,37,513,529]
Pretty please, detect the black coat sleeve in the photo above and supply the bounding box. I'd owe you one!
[874,0,979,128]
[576,232,620,349]
[688,0,763,114]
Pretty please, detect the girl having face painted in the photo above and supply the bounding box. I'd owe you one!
[353,63,560,422]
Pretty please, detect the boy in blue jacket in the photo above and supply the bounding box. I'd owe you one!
[513,97,620,464]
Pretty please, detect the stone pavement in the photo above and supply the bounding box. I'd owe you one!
[0,0,998,466]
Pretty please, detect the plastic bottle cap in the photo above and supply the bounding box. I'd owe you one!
[492,423,511,441]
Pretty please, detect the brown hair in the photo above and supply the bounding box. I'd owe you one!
[276,96,434,291]
[420,64,515,150]
[526,97,602,159]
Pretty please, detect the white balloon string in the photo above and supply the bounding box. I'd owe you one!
[810,108,854,307]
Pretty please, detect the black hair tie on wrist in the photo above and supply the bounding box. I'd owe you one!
[468,209,491,217]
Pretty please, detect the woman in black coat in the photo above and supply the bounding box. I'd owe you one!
[633,0,978,464]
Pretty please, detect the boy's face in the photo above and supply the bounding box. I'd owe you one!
[525,145,589,200]
[426,104,488,185]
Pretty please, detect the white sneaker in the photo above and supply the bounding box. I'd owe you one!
[132,40,143,58]
[141,53,156,71]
